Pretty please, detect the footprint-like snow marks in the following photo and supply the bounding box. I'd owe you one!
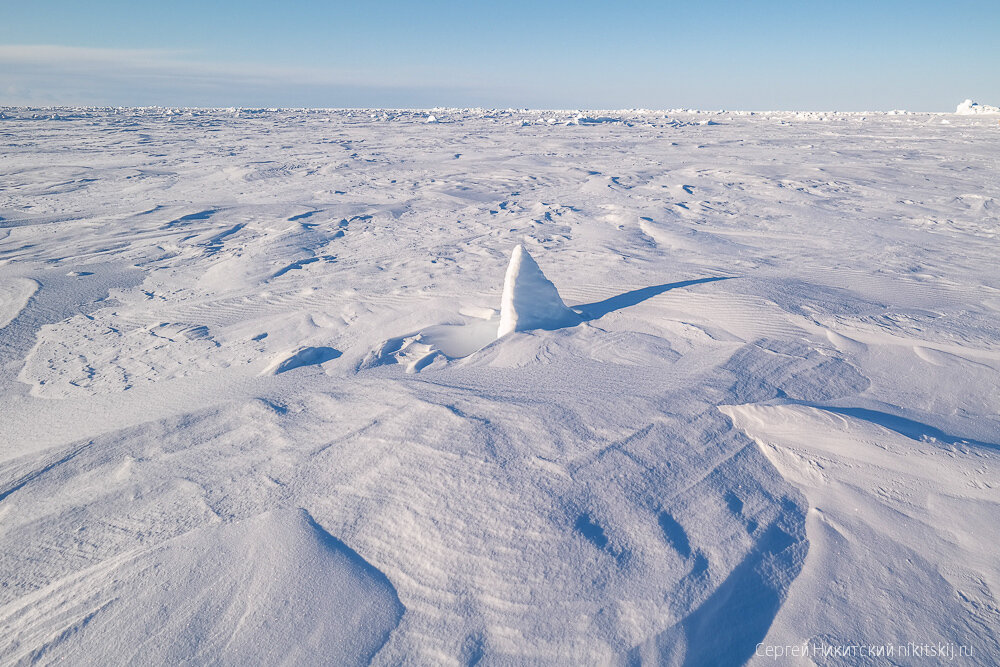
[674,521,801,667]
[634,514,804,667]
[264,346,342,375]
[20,316,243,397]
[0,510,403,666]
[0,279,38,329]
[574,513,609,549]
[657,512,692,559]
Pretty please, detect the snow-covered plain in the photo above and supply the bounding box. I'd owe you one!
[1,106,999,665]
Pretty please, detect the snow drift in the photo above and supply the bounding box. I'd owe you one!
[0,510,403,665]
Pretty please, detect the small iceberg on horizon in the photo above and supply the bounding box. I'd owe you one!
[955,99,1000,115]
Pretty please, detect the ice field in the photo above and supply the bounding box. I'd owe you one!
[1,106,999,664]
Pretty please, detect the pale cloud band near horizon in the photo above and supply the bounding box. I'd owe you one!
[0,44,480,108]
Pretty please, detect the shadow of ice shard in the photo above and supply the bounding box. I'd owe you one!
[575,277,732,322]
[496,245,732,338]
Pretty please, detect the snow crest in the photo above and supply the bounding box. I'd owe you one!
[497,245,581,338]
[0,278,38,329]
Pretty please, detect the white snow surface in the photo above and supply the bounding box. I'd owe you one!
[0,509,402,665]
[497,244,581,338]
[0,279,37,329]
[1,106,999,665]
[956,99,1000,115]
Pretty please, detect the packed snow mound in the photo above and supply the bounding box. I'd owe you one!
[0,510,403,665]
[0,278,38,329]
[955,99,1000,115]
[497,245,582,338]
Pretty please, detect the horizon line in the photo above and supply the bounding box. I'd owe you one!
[0,105,969,114]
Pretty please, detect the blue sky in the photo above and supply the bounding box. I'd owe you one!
[1,0,997,110]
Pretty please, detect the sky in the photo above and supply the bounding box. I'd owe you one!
[1,0,997,110]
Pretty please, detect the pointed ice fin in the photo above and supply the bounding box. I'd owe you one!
[497,245,581,338]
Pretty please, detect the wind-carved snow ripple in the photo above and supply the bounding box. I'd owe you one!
[275,375,810,662]
[724,338,871,404]
[0,509,403,665]
[559,407,809,665]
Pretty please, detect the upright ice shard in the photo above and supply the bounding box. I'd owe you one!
[497,245,582,338]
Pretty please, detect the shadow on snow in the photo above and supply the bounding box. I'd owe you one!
[574,277,733,322]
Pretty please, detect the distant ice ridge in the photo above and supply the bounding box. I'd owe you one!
[497,245,581,338]
[956,99,1000,115]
